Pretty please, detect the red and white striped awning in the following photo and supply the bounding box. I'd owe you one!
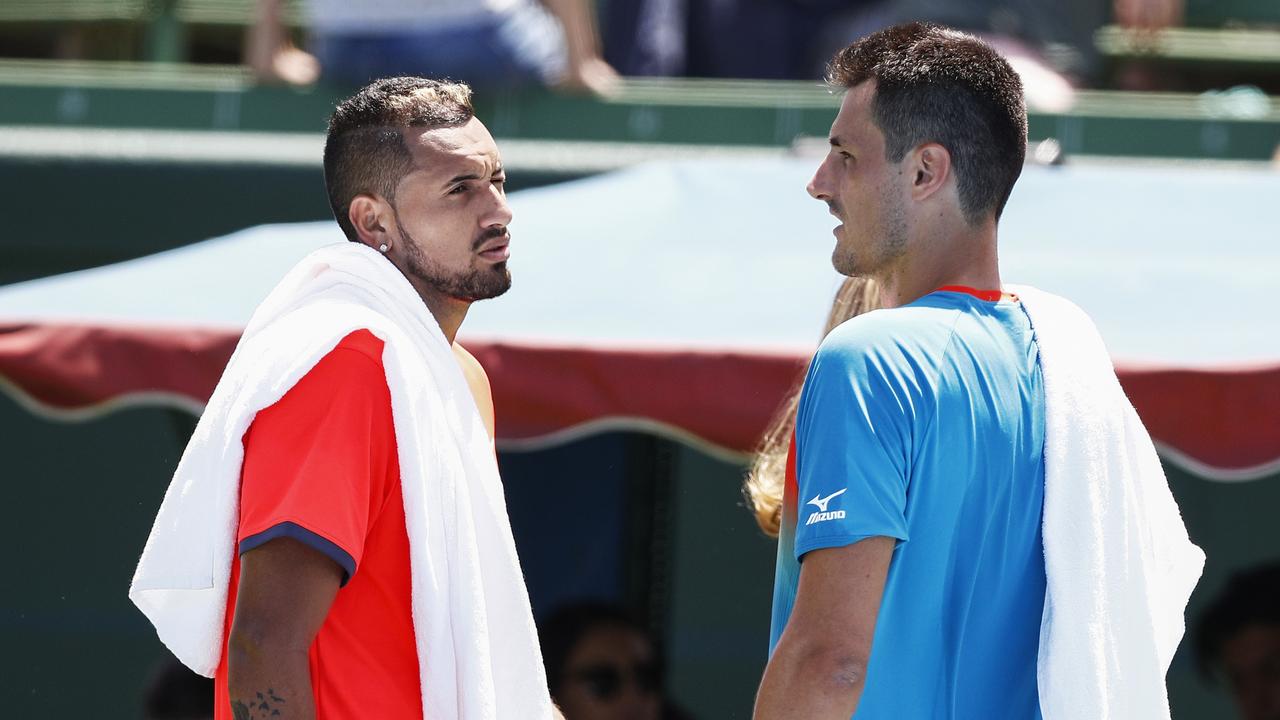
[2,159,1277,479]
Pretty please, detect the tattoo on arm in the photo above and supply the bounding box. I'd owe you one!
[231,688,287,719]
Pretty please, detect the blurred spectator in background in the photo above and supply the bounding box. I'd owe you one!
[1113,0,1184,31]
[606,0,873,80]
[247,0,618,94]
[539,602,693,720]
[817,0,1182,109]
[821,0,1094,110]
[606,0,1186,108]
[1196,562,1280,720]
[144,658,213,720]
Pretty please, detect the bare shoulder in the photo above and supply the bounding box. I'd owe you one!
[452,343,495,438]
[451,343,492,388]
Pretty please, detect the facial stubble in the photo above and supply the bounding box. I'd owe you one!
[396,220,512,302]
[832,181,908,278]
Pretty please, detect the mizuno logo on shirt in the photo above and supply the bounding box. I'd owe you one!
[805,488,847,525]
[807,489,846,513]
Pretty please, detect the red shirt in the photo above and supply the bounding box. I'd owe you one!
[214,330,422,719]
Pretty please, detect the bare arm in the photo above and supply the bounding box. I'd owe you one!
[536,0,619,94]
[754,536,895,720]
[245,0,319,85]
[226,537,343,719]
[1114,0,1184,30]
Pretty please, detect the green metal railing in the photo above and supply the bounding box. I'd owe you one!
[1,60,1275,161]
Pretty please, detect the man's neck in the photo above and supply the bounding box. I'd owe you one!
[878,265,1003,309]
[876,221,1001,309]
[414,283,470,345]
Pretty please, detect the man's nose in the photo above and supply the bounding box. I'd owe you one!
[807,157,833,201]
[485,184,513,227]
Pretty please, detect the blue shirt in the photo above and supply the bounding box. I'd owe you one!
[769,289,1047,719]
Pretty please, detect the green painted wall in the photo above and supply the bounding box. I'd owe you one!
[0,395,192,717]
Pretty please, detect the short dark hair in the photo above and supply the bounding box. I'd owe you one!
[827,22,1027,224]
[323,77,475,242]
[1195,561,1280,680]
[537,602,657,696]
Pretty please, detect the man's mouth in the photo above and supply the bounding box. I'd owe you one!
[477,233,511,262]
[827,205,844,232]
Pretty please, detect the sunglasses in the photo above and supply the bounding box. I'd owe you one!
[568,661,661,701]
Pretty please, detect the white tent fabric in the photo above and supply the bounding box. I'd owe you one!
[0,157,1275,365]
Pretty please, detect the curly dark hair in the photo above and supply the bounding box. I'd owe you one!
[1195,561,1280,680]
[826,22,1027,224]
[537,602,657,696]
[323,76,474,242]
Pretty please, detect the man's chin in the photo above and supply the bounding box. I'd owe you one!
[485,265,513,299]
[457,267,512,302]
[831,249,858,277]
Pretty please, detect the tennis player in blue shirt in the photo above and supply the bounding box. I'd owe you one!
[755,23,1046,719]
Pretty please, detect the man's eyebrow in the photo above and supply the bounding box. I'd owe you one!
[444,172,482,186]
[443,165,505,188]
[829,136,843,148]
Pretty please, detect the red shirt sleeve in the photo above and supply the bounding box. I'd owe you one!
[236,330,395,584]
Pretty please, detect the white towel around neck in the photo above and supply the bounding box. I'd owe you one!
[1013,285,1205,720]
[129,241,553,719]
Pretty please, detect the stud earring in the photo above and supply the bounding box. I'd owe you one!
[379,243,389,254]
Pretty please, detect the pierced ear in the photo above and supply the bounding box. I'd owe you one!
[911,143,952,201]
[348,195,391,251]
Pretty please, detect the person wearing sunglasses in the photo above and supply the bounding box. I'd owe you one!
[539,603,692,720]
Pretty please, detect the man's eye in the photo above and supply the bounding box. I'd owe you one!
[448,184,467,195]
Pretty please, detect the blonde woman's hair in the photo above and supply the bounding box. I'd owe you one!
[743,276,881,538]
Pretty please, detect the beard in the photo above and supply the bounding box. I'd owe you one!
[399,223,512,302]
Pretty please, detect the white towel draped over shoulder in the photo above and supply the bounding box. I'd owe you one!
[1013,285,1204,720]
[129,242,553,720]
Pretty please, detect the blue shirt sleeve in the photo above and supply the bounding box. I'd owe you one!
[793,331,917,560]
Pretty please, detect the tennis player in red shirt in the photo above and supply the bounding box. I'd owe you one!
[211,77,555,719]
